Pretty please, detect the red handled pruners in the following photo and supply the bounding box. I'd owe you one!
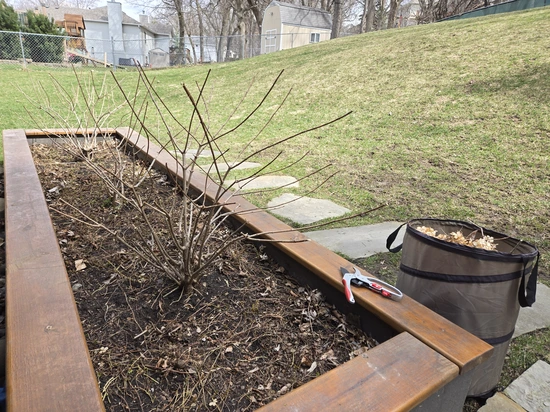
[340,267,403,303]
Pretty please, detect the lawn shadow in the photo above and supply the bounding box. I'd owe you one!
[465,62,550,106]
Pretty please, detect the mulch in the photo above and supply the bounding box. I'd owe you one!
[30,141,377,411]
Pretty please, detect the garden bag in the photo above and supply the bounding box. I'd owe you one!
[387,218,539,398]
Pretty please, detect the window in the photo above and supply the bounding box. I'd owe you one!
[310,33,320,43]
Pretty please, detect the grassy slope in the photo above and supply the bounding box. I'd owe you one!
[1,8,549,278]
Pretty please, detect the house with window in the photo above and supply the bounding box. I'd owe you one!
[261,1,332,54]
[41,1,171,67]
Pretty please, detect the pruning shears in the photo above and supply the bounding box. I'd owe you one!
[340,267,403,303]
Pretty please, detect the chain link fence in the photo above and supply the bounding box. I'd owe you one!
[0,30,335,70]
[0,30,67,68]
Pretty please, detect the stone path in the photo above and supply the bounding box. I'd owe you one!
[205,161,262,173]
[267,193,350,225]
[304,222,404,259]
[514,283,550,338]
[480,360,550,411]
[504,360,550,411]
[478,393,527,411]
[184,149,221,158]
[226,176,299,191]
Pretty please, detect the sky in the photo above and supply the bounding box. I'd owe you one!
[109,0,143,20]
[6,0,146,21]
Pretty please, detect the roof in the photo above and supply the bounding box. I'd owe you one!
[141,21,171,36]
[36,5,171,35]
[267,1,332,30]
[40,5,140,25]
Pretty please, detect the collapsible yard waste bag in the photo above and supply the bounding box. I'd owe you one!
[387,218,539,398]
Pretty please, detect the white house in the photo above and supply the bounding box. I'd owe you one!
[42,1,171,67]
[261,1,332,54]
[186,35,219,63]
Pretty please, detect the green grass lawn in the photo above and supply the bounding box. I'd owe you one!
[1,7,550,407]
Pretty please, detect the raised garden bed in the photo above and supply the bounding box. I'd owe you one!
[3,128,494,412]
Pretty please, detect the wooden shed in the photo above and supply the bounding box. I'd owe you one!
[56,13,86,50]
[261,1,332,54]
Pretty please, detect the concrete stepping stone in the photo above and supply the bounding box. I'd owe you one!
[171,149,222,159]
[478,393,526,412]
[184,148,221,158]
[504,360,550,412]
[304,222,405,259]
[267,193,350,225]
[205,162,262,173]
[513,282,550,338]
[226,176,299,190]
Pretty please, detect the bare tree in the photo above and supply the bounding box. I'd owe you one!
[417,0,487,23]
[246,0,264,33]
[359,0,375,32]
[172,0,187,64]
[194,0,204,61]
[216,1,232,61]
[387,0,400,28]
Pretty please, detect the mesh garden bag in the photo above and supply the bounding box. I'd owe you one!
[387,218,539,397]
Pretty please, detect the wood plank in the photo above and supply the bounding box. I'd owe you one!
[3,129,105,412]
[23,128,116,137]
[257,332,459,412]
[66,48,112,67]
[117,126,493,374]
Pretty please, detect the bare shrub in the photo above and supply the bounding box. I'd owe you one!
[27,66,380,294]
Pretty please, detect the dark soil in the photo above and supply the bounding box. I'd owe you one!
[31,142,377,412]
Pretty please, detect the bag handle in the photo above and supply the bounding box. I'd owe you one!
[518,252,539,307]
[386,222,407,253]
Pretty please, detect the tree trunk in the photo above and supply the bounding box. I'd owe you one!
[377,0,386,29]
[427,0,436,22]
[360,0,368,33]
[231,0,246,58]
[239,21,246,59]
[217,6,231,62]
[246,0,263,34]
[365,0,375,32]
[195,0,205,63]
[437,0,448,20]
[226,23,239,60]
[418,0,431,22]
[187,33,197,63]
[331,0,341,39]
[174,0,186,65]
[387,0,398,29]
